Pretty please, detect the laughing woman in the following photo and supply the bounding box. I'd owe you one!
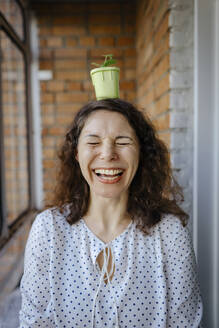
[19,99,203,327]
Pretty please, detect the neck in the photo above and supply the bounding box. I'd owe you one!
[84,192,131,231]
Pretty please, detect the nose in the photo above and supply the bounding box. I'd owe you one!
[99,141,118,161]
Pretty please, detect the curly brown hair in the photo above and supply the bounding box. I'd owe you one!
[47,98,188,233]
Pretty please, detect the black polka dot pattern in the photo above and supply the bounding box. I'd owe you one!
[19,208,203,327]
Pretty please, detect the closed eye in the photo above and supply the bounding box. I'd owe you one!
[116,143,130,145]
[87,142,99,145]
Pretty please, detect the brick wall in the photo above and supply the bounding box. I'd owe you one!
[168,0,194,222]
[136,0,194,221]
[33,0,193,218]
[136,0,170,146]
[32,1,136,202]
[1,32,29,224]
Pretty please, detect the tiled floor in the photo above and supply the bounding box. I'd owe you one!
[0,288,21,328]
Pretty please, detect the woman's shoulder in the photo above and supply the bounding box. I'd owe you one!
[32,205,72,231]
[156,213,186,235]
[33,205,82,236]
[150,213,191,252]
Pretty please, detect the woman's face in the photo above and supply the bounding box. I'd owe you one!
[76,110,140,199]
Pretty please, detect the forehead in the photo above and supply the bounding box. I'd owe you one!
[81,110,135,135]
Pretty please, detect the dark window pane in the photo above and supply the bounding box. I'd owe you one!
[0,0,24,40]
[1,30,29,224]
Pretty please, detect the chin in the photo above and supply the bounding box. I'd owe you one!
[92,187,127,199]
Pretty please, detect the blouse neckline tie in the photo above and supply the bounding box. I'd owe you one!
[91,245,120,328]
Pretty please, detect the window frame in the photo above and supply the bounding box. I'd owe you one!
[0,0,37,250]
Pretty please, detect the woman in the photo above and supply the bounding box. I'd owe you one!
[19,99,203,327]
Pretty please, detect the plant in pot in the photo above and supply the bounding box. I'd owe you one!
[90,54,120,100]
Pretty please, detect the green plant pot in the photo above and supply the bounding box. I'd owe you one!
[90,67,120,100]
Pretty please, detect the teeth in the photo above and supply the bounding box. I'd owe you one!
[94,169,123,175]
[99,176,120,180]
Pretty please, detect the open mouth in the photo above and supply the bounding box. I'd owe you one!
[93,168,124,182]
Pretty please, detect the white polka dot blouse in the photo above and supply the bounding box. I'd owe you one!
[19,208,203,327]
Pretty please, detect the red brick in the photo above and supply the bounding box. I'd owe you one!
[41,104,55,115]
[65,38,78,47]
[124,14,136,24]
[56,104,82,113]
[153,1,169,31]
[43,159,55,169]
[54,59,86,70]
[152,112,170,131]
[38,26,52,36]
[155,93,170,115]
[138,42,153,73]
[51,3,87,14]
[55,70,87,81]
[43,168,56,181]
[89,14,120,24]
[90,48,123,58]
[52,25,86,36]
[154,73,169,99]
[52,16,85,25]
[44,179,55,190]
[56,114,74,125]
[39,60,53,70]
[56,92,89,103]
[123,2,136,12]
[151,0,160,20]
[39,39,47,48]
[40,81,47,92]
[40,93,54,104]
[42,115,55,126]
[54,48,87,58]
[39,49,53,60]
[83,80,94,91]
[47,37,63,48]
[124,23,136,33]
[116,36,135,47]
[150,35,169,72]
[124,57,136,68]
[120,81,136,90]
[154,13,169,48]
[42,136,56,147]
[47,81,65,92]
[139,89,155,107]
[125,91,136,102]
[125,69,136,80]
[43,148,55,159]
[38,16,51,25]
[79,36,95,47]
[66,82,82,91]
[48,126,67,136]
[88,3,120,12]
[124,48,136,57]
[158,131,170,147]
[153,54,170,82]
[138,73,154,97]
[97,37,115,46]
[89,25,121,35]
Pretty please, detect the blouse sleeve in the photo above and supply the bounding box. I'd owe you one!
[19,210,55,327]
[164,220,203,327]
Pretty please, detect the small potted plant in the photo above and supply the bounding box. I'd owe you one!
[90,54,120,100]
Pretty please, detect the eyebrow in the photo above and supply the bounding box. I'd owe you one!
[84,134,133,140]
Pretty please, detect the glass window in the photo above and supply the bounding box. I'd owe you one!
[0,30,29,224]
[0,0,24,40]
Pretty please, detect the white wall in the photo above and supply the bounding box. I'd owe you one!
[169,0,219,326]
[194,0,219,326]
[169,0,194,231]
